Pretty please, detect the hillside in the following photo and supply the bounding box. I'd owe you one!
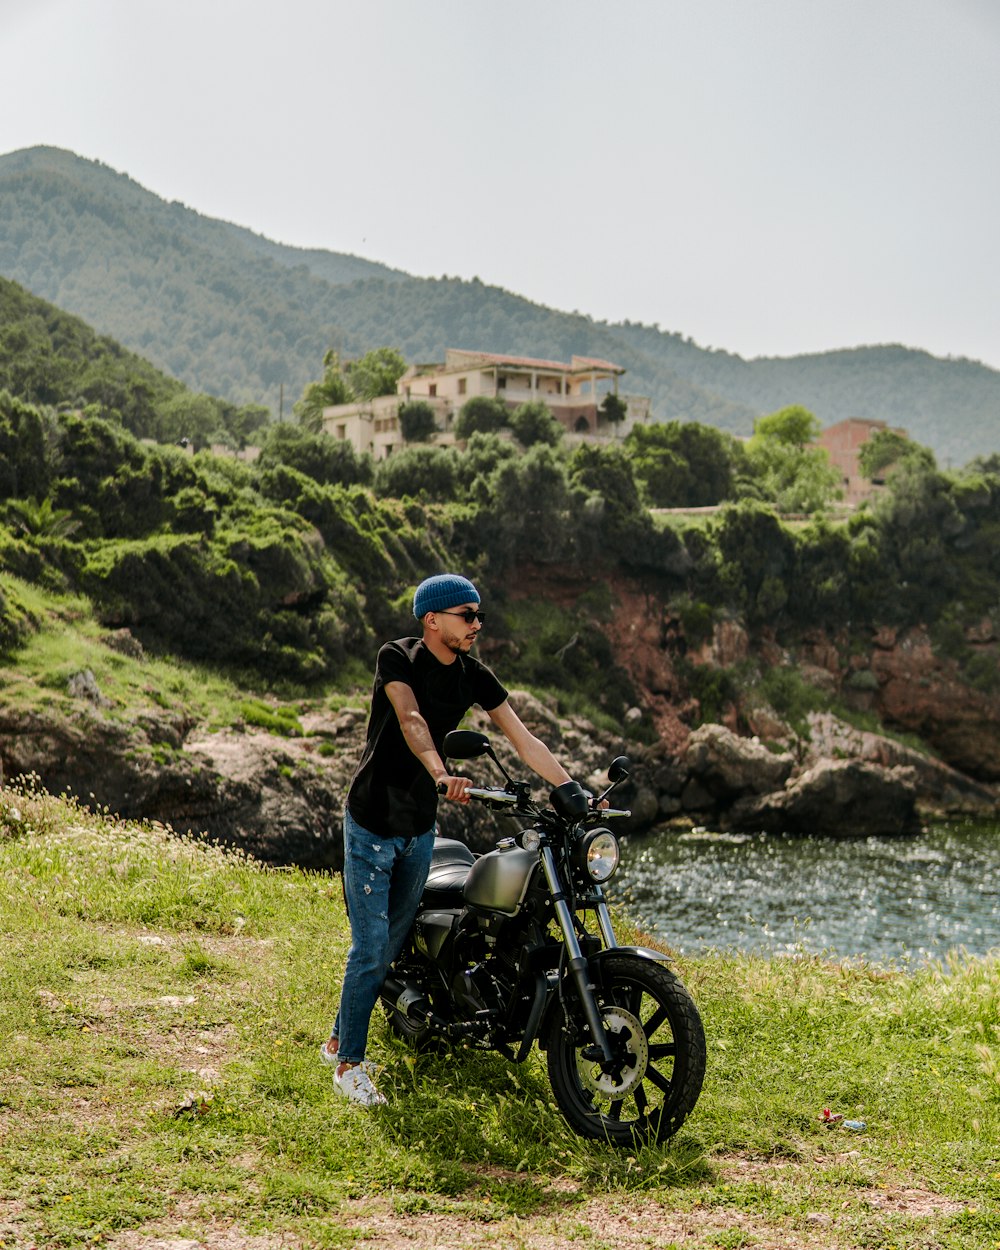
[3,146,999,464]
[0,274,269,446]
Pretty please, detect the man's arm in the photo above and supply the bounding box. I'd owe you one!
[384,680,473,803]
[486,700,572,788]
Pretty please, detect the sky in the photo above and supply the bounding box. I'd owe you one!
[2,0,999,369]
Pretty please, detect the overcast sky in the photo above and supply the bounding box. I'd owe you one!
[2,0,998,368]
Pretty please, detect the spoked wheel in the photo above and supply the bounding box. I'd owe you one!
[544,954,706,1146]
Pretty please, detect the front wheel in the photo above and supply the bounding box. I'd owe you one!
[544,954,706,1146]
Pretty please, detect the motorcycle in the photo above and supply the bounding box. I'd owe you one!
[380,728,706,1146]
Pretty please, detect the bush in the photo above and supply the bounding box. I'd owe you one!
[454,396,509,440]
[508,401,562,448]
[256,425,373,488]
[373,446,460,502]
[398,401,437,444]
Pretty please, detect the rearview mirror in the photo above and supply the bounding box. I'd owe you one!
[608,756,631,784]
[443,729,491,760]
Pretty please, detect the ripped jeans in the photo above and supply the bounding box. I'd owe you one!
[332,808,435,1064]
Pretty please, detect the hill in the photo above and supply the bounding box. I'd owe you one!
[0,273,269,446]
[3,146,999,464]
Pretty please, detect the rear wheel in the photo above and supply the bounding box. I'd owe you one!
[544,954,705,1146]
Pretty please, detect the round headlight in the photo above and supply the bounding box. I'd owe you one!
[581,829,620,882]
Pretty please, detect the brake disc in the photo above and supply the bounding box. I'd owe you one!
[577,1006,648,1098]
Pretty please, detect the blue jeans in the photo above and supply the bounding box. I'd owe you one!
[333,809,435,1064]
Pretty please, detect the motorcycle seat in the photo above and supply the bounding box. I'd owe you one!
[423,837,475,905]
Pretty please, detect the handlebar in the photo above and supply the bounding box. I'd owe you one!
[437,782,631,819]
[436,783,521,804]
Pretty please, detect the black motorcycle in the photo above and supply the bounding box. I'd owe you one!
[380,729,706,1146]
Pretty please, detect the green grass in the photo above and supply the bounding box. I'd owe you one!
[0,571,366,745]
[1,784,998,1248]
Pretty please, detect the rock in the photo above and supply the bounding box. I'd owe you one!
[695,619,750,668]
[798,663,838,694]
[870,627,1000,781]
[67,669,112,708]
[506,689,562,742]
[730,759,919,837]
[101,628,145,660]
[680,777,715,812]
[805,712,998,818]
[650,758,688,796]
[612,781,660,832]
[684,724,794,800]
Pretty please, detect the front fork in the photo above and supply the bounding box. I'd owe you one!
[539,847,617,1067]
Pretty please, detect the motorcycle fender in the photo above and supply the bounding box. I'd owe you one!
[535,946,673,1052]
[589,945,673,968]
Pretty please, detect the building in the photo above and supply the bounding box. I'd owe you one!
[321,348,651,460]
[815,417,908,506]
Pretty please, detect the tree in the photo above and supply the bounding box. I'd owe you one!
[598,393,628,425]
[626,421,737,507]
[455,432,519,493]
[743,405,841,514]
[751,405,821,448]
[374,445,460,501]
[155,393,228,450]
[858,429,935,480]
[398,400,437,444]
[454,396,509,440]
[508,400,562,447]
[477,445,577,568]
[294,350,354,433]
[343,348,407,401]
[227,403,272,449]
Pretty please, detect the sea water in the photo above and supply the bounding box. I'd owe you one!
[610,821,1000,965]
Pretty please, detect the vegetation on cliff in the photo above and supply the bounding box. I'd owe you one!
[0,787,997,1248]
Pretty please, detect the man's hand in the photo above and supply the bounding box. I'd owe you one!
[435,773,475,803]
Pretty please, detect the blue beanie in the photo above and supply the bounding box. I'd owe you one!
[413,574,480,620]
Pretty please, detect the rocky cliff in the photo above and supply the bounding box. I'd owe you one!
[2,666,996,872]
[3,568,998,864]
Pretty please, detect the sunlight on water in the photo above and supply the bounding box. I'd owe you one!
[610,822,1000,965]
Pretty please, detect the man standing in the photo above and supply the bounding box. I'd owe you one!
[321,573,572,1105]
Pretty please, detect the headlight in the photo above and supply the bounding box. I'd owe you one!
[576,829,620,882]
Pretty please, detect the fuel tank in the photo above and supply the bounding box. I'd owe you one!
[463,845,539,916]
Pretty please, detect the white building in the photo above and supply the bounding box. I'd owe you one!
[321,348,651,460]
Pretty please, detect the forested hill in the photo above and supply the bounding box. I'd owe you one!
[2,145,999,465]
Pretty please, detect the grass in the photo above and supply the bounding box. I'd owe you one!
[1,785,998,1249]
[0,572,367,745]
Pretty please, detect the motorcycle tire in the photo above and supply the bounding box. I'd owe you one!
[543,953,706,1147]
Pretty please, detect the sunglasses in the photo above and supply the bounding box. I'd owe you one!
[436,608,486,625]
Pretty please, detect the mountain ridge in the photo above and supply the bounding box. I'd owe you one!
[1,145,998,463]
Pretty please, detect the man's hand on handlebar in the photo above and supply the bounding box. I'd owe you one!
[435,773,475,803]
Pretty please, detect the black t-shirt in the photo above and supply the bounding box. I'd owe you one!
[346,637,508,838]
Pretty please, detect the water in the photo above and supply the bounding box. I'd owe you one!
[610,822,1000,965]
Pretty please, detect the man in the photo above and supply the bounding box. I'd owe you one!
[321,573,572,1106]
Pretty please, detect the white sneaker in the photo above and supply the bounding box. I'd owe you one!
[318,1040,339,1069]
[334,1062,387,1107]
